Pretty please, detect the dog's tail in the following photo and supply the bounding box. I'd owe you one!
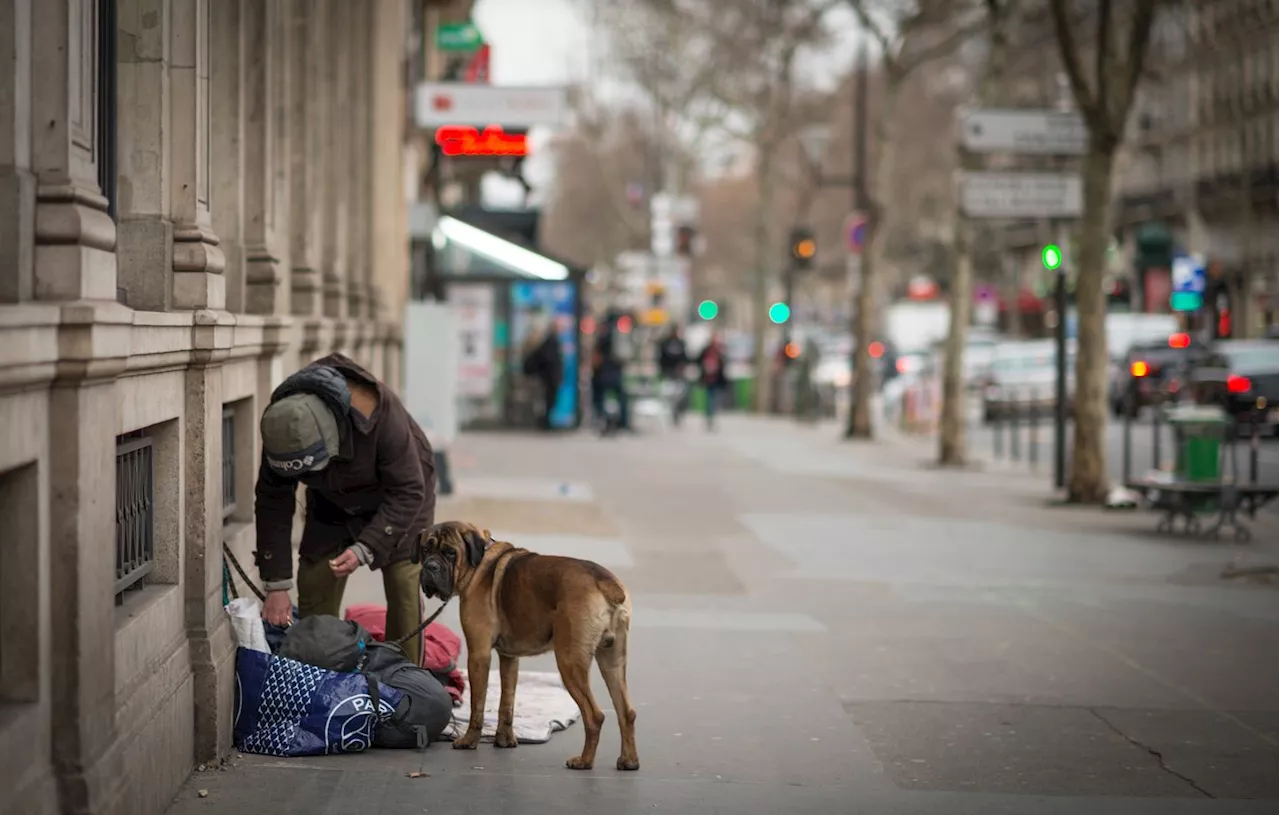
[598,590,631,653]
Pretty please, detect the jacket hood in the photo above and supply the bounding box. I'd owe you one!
[310,353,379,388]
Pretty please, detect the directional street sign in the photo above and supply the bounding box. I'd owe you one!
[959,108,1087,155]
[435,22,484,52]
[959,171,1083,219]
[1170,254,1206,312]
[844,212,867,255]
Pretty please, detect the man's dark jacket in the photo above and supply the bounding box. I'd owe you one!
[253,354,437,581]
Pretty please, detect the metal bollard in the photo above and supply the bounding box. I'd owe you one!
[1250,418,1260,483]
[1152,400,1162,471]
[1121,383,1133,484]
[1028,387,1039,468]
[993,391,1003,459]
[1010,388,1021,462]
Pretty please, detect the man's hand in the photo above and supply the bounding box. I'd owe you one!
[262,590,294,627]
[329,548,362,578]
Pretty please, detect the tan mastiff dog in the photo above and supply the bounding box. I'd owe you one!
[415,520,639,771]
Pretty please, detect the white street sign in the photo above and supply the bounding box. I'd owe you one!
[959,171,1083,219]
[959,108,1087,155]
[416,83,568,128]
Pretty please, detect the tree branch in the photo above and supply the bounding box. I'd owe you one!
[846,0,895,68]
[1048,0,1100,129]
[1117,0,1160,126]
[1095,0,1112,123]
[898,14,985,75]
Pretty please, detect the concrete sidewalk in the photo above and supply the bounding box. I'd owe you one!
[167,416,1277,815]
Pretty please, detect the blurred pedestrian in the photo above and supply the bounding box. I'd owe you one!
[656,325,690,425]
[522,321,563,430]
[697,332,731,431]
[591,314,630,431]
[656,325,689,380]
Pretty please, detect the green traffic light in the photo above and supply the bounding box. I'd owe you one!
[768,302,791,324]
[697,299,719,320]
[1042,244,1063,270]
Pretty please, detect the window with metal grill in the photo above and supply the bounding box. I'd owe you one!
[222,406,237,522]
[115,430,154,601]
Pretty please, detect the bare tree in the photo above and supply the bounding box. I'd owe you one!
[687,0,839,411]
[844,0,984,439]
[589,0,841,408]
[1049,0,1160,503]
[937,0,1019,466]
[540,98,664,270]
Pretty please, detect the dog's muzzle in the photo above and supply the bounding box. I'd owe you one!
[419,558,452,600]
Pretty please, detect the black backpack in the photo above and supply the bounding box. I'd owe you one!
[278,615,372,672]
[360,642,454,748]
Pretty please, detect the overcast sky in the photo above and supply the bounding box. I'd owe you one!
[471,0,863,208]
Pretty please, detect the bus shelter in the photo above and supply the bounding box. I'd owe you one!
[424,215,586,430]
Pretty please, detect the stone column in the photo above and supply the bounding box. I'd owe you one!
[344,9,370,321]
[30,0,119,305]
[184,313,235,764]
[241,0,287,315]
[267,0,291,316]
[170,0,226,310]
[47,372,128,814]
[208,0,245,312]
[115,0,170,311]
[0,0,35,304]
[321,0,349,320]
[287,0,323,317]
[27,2,131,810]
[369,0,408,336]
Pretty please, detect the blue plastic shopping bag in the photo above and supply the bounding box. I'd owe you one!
[233,647,404,757]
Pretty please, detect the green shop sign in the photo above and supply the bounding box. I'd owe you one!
[435,21,483,52]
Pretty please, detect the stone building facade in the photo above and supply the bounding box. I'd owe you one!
[0,1,417,813]
[1113,0,1278,333]
[994,1,1278,336]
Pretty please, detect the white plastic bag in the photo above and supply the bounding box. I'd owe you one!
[225,597,271,654]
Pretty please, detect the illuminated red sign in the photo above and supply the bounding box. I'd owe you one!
[434,125,528,157]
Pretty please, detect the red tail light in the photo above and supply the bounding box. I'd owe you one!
[1168,332,1190,349]
[1226,374,1252,394]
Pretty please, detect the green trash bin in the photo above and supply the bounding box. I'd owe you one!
[1165,405,1230,483]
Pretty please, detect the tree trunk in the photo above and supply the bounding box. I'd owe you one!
[938,1,1011,467]
[1066,144,1115,503]
[751,148,777,412]
[938,215,974,464]
[846,86,897,439]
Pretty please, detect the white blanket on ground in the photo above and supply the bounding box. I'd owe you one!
[440,670,579,744]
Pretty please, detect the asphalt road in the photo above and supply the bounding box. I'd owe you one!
[166,415,1278,815]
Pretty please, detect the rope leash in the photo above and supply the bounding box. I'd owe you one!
[222,542,447,646]
[394,597,452,645]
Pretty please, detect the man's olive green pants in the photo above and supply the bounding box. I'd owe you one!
[296,556,425,667]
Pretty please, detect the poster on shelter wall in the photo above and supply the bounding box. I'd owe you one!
[510,281,578,429]
[451,284,495,398]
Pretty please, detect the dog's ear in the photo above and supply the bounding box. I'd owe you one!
[463,529,487,568]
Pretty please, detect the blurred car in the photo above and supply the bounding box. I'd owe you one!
[1188,340,1279,436]
[981,340,1075,422]
[1109,332,1212,417]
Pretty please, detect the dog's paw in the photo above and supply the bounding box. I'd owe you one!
[494,730,519,749]
[616,756,640,771]
[452,734,480,750]
[565,756,594,770]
